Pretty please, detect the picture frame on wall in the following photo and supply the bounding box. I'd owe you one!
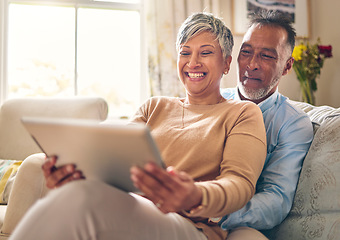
[231,0,310,38]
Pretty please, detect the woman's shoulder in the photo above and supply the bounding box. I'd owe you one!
[224,99,260,112]
[220,99,263,125]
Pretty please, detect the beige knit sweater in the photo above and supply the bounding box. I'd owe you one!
[131,96,266,240]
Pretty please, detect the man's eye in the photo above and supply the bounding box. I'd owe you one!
[240,49,251,55]
[261,53,276,59]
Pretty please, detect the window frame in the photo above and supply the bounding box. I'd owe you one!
[0,0,148,109]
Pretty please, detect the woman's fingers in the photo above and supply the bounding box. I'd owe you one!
[44,164,73,188]
[130,163,200,213]
[130,165,169,200]
[167,166,191,181]
[42,155,57,177]
[53,170,85,188]
[42,155,84,189]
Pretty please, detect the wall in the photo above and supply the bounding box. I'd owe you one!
[220,0,340,107]
[0,1,6,103]
[1,0,339,107]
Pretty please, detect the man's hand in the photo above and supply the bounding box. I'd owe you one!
[42,155,85,189]
[130,162,202,214]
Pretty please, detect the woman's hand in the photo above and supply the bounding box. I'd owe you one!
[130,162,202,214]
[42,155,85,189]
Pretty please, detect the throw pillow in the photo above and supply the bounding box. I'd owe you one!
[0,160,23,204]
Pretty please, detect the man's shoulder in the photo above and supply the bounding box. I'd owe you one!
[269,94,313,134]
[264,94,313,152]
[275,94,309,119]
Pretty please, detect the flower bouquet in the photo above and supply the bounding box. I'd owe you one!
[292,38,332,105]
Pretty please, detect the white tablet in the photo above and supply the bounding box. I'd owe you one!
[21,117,165,193]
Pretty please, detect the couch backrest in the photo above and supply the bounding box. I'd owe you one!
[265,101,340,239]
[0,97,108,160]
[266,101,340,240]
[288,100,340,133]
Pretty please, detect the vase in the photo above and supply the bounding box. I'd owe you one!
[300,79,315,105]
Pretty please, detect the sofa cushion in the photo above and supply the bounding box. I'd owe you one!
[264,113,340,239]
[0,160,22,204]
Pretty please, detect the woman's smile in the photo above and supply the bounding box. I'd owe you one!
[186,72,206,81]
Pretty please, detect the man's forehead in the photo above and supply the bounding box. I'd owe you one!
[242,24,288,49]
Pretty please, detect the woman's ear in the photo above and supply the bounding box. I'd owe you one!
[282,57,294,76]
[223,56,232,74]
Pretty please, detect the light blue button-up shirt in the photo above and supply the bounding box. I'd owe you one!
[219,88,314,230]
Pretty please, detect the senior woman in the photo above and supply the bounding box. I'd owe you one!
[9,13,266,240]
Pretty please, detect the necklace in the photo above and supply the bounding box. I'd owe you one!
[181,96,224,128]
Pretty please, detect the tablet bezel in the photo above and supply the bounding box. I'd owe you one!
[21,117,165,192]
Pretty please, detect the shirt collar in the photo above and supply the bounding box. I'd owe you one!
[233,89,242,101]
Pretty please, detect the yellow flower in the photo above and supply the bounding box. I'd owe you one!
[292,38,333,105]
[292,44,307,61]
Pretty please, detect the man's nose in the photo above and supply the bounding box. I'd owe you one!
[247,54,260,70]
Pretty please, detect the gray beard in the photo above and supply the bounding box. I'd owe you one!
[237,77,279,100]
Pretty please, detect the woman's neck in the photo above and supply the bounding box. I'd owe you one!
[184,94,224,105]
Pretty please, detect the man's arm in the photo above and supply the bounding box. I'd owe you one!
[219,113,313,230]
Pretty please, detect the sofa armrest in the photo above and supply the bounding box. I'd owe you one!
[0,153,48,234]
[0,97,108,160]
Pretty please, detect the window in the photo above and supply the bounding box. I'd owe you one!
[1,0,147,118]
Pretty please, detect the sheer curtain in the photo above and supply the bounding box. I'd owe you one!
[144,0,221,97]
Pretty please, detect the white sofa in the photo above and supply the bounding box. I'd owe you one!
[0,99,339,239]
[263,100,340,239]
[0,97,108,239]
